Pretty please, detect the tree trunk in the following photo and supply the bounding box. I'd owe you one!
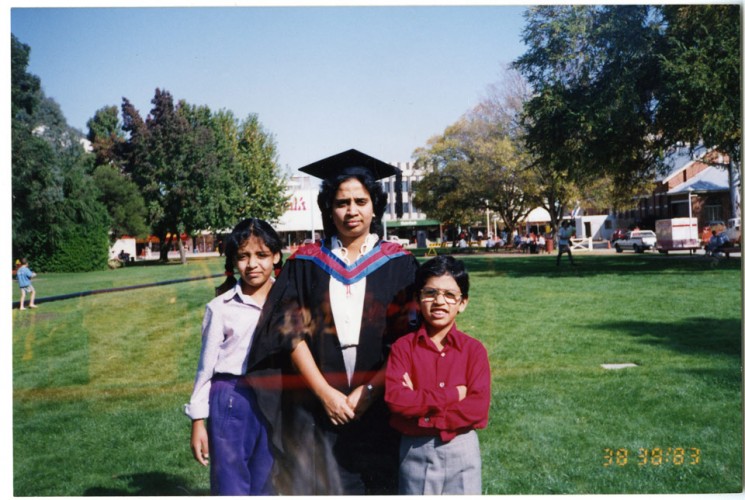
[159,234,170,262]
[179,237,187,265]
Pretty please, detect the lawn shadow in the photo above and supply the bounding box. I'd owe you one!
[595,316,742,358]
[83,471,208,496]
[459,254,742,279]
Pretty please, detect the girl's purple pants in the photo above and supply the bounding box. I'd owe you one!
[208,375,274,495]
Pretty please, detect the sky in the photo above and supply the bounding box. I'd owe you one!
[9,2,529,173]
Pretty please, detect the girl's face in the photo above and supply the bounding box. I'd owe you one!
[234,235,280,296]
[331,177,374,246]
[418,273,468,333]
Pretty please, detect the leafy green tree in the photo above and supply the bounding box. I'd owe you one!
[11,34,40,123]
[657,5,740,161]
[233,113,287,221]
[514,5,662,205]
[87,105,150,241]
[12,34,110,271]
[514,5,741,216]
[656,4,741,217]
[117,89,286,263]
[87,105,125,166]
[92,164,149,241]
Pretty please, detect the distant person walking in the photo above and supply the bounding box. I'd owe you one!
[556,221,575,266]
[16,258,37,310]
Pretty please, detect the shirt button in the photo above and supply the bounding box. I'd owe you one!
[439,382,445,388]
[440,352,446,357]
[424,417,430,422]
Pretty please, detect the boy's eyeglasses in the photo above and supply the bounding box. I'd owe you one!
[419,287,462,304]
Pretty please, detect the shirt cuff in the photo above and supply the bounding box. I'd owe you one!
[183,403,209,420]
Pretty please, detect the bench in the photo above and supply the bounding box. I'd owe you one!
[716,245,741,258]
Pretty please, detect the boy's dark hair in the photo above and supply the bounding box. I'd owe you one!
[216,218,283,296]
[415,255,469,298]
[317,167,388,239]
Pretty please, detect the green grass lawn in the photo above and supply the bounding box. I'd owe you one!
[11,253,743,495]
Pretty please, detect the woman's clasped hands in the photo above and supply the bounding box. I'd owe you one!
[320,384,374,425]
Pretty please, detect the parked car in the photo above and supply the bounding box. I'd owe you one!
[614,230,657,253]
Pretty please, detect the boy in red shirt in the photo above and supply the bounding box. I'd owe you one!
[384,255,491,495]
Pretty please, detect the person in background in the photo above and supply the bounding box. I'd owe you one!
[706,230,729,256]
[247,149,419,495]
[185,218,283,495]
[537,233,546,253]
[16,257,37,310]
[556,220,575,265]
[385,255,490,495]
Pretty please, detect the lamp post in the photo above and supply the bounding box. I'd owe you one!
[687,187,694,243]
[485,200,490,237]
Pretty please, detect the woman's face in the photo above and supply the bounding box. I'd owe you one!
[331,177,374,246]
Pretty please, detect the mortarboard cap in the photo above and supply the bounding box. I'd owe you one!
[299,149,400,181]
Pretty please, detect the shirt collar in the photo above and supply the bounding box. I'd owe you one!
[222,279,264,308]
[330,233,380,264]
[414,323,464,351]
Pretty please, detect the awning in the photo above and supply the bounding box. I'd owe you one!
[525,207,551,223]
[384,219,441,228]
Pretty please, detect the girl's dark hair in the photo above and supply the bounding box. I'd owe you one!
[414,255,469,298]
[316,167,388,239]
[215,218,283,296]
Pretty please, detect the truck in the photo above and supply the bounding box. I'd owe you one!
[655,217,699,254]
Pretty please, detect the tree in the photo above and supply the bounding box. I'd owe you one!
[117,89,287,263]
[87,105,125,166]
[92,164,149,241]
[11,34,40,123]
[656,4,741,217]
[514,5,741,216]
[12,34,110,271]
[514,5,663,208]
[414,72,541,242]
[87,105,150,241]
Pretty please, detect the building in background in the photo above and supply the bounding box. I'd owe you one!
[611,144,739,233]
[274,174,323,248]
[380,161,441,246]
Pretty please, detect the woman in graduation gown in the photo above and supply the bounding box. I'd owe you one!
[246,150,419,495]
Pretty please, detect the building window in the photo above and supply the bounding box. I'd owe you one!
[671,200,689,217]
[704,204,723,222]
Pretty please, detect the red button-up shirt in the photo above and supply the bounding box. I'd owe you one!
[384,324,490,442]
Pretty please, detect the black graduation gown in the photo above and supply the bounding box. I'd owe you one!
[246,240,419,495]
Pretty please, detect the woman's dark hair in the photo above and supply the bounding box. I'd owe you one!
[316,167,388,239]
[414,255,469,298]
[215,218,283,296]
